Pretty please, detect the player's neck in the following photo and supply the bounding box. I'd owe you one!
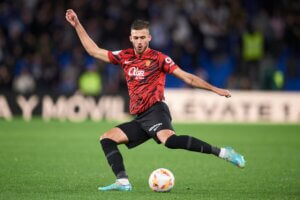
[134,47,150,56]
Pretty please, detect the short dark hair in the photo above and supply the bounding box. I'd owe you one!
[131,19,150,30]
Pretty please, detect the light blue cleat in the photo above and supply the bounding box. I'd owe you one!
[98,182,132,191]
[223,147,246,168]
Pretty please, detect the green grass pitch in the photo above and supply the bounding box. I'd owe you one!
[0,119,299,200]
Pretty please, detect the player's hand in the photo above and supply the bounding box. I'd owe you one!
[214,88,231,98]
[65,9,79,27]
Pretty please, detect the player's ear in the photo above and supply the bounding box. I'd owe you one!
[148,34,152,42]
[129,35,133,42]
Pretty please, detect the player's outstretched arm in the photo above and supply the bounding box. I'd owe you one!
[65,9,109,62]
[172,67,231,98]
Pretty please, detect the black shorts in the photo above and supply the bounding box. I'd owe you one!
[116,101,174,149]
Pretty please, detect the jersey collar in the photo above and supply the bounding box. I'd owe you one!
[134,47,152,59]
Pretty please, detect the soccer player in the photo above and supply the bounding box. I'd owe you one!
[65,9,246,191]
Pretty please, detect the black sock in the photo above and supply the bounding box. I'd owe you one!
[211,146,221,156]
[165,135,220,156]
[100,138,128,179]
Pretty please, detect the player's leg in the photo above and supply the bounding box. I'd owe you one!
[157,130,246,168]
[157,129,221,156]
[98,127,132,191]
[98,121,150,191]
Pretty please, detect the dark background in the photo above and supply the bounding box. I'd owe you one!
[0,0,300,96]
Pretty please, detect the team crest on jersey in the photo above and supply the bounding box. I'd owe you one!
[145,60,151,67]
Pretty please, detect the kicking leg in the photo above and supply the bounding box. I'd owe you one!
[98,128,132,191]
[157,130,245,168]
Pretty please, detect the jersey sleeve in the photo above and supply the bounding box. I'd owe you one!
[160,54,178,74]
[107,50,122,65]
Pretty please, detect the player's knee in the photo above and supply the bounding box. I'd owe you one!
[99,128,129,144]
[157,130,175,145]
[99,134,105,141]
[99,132,111,141]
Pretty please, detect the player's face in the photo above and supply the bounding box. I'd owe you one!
[130,29,152,55]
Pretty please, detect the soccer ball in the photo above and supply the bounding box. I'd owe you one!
[148,168,175,192]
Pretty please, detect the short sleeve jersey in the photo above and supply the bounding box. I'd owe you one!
[107,48,178,114]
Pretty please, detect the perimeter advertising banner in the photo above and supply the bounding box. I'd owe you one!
[165,90,300,123]
[0,93,127,122]
[0,90,300,123]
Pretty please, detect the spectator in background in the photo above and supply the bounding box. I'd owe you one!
[198,0,230,53]
[13,67,35,94]
[259,53,284,90]
[149,15,169,51]
[79,61,102,96]
[0,65,11,90]
[241,23,264,88]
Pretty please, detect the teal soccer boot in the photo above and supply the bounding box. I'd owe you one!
[98,182,132,191]
[223,147,246,168]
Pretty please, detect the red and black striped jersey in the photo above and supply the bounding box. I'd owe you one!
[108,48,178,114]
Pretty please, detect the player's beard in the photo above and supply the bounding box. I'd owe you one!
[135,43,148,55]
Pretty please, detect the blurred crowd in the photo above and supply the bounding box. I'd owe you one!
[0,0,300,95]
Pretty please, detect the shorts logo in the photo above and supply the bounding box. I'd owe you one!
[128,67,144,80]
[149,123,163,132]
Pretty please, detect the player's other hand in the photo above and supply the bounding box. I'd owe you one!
[65,9,79,27]
[214,88,231,98]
